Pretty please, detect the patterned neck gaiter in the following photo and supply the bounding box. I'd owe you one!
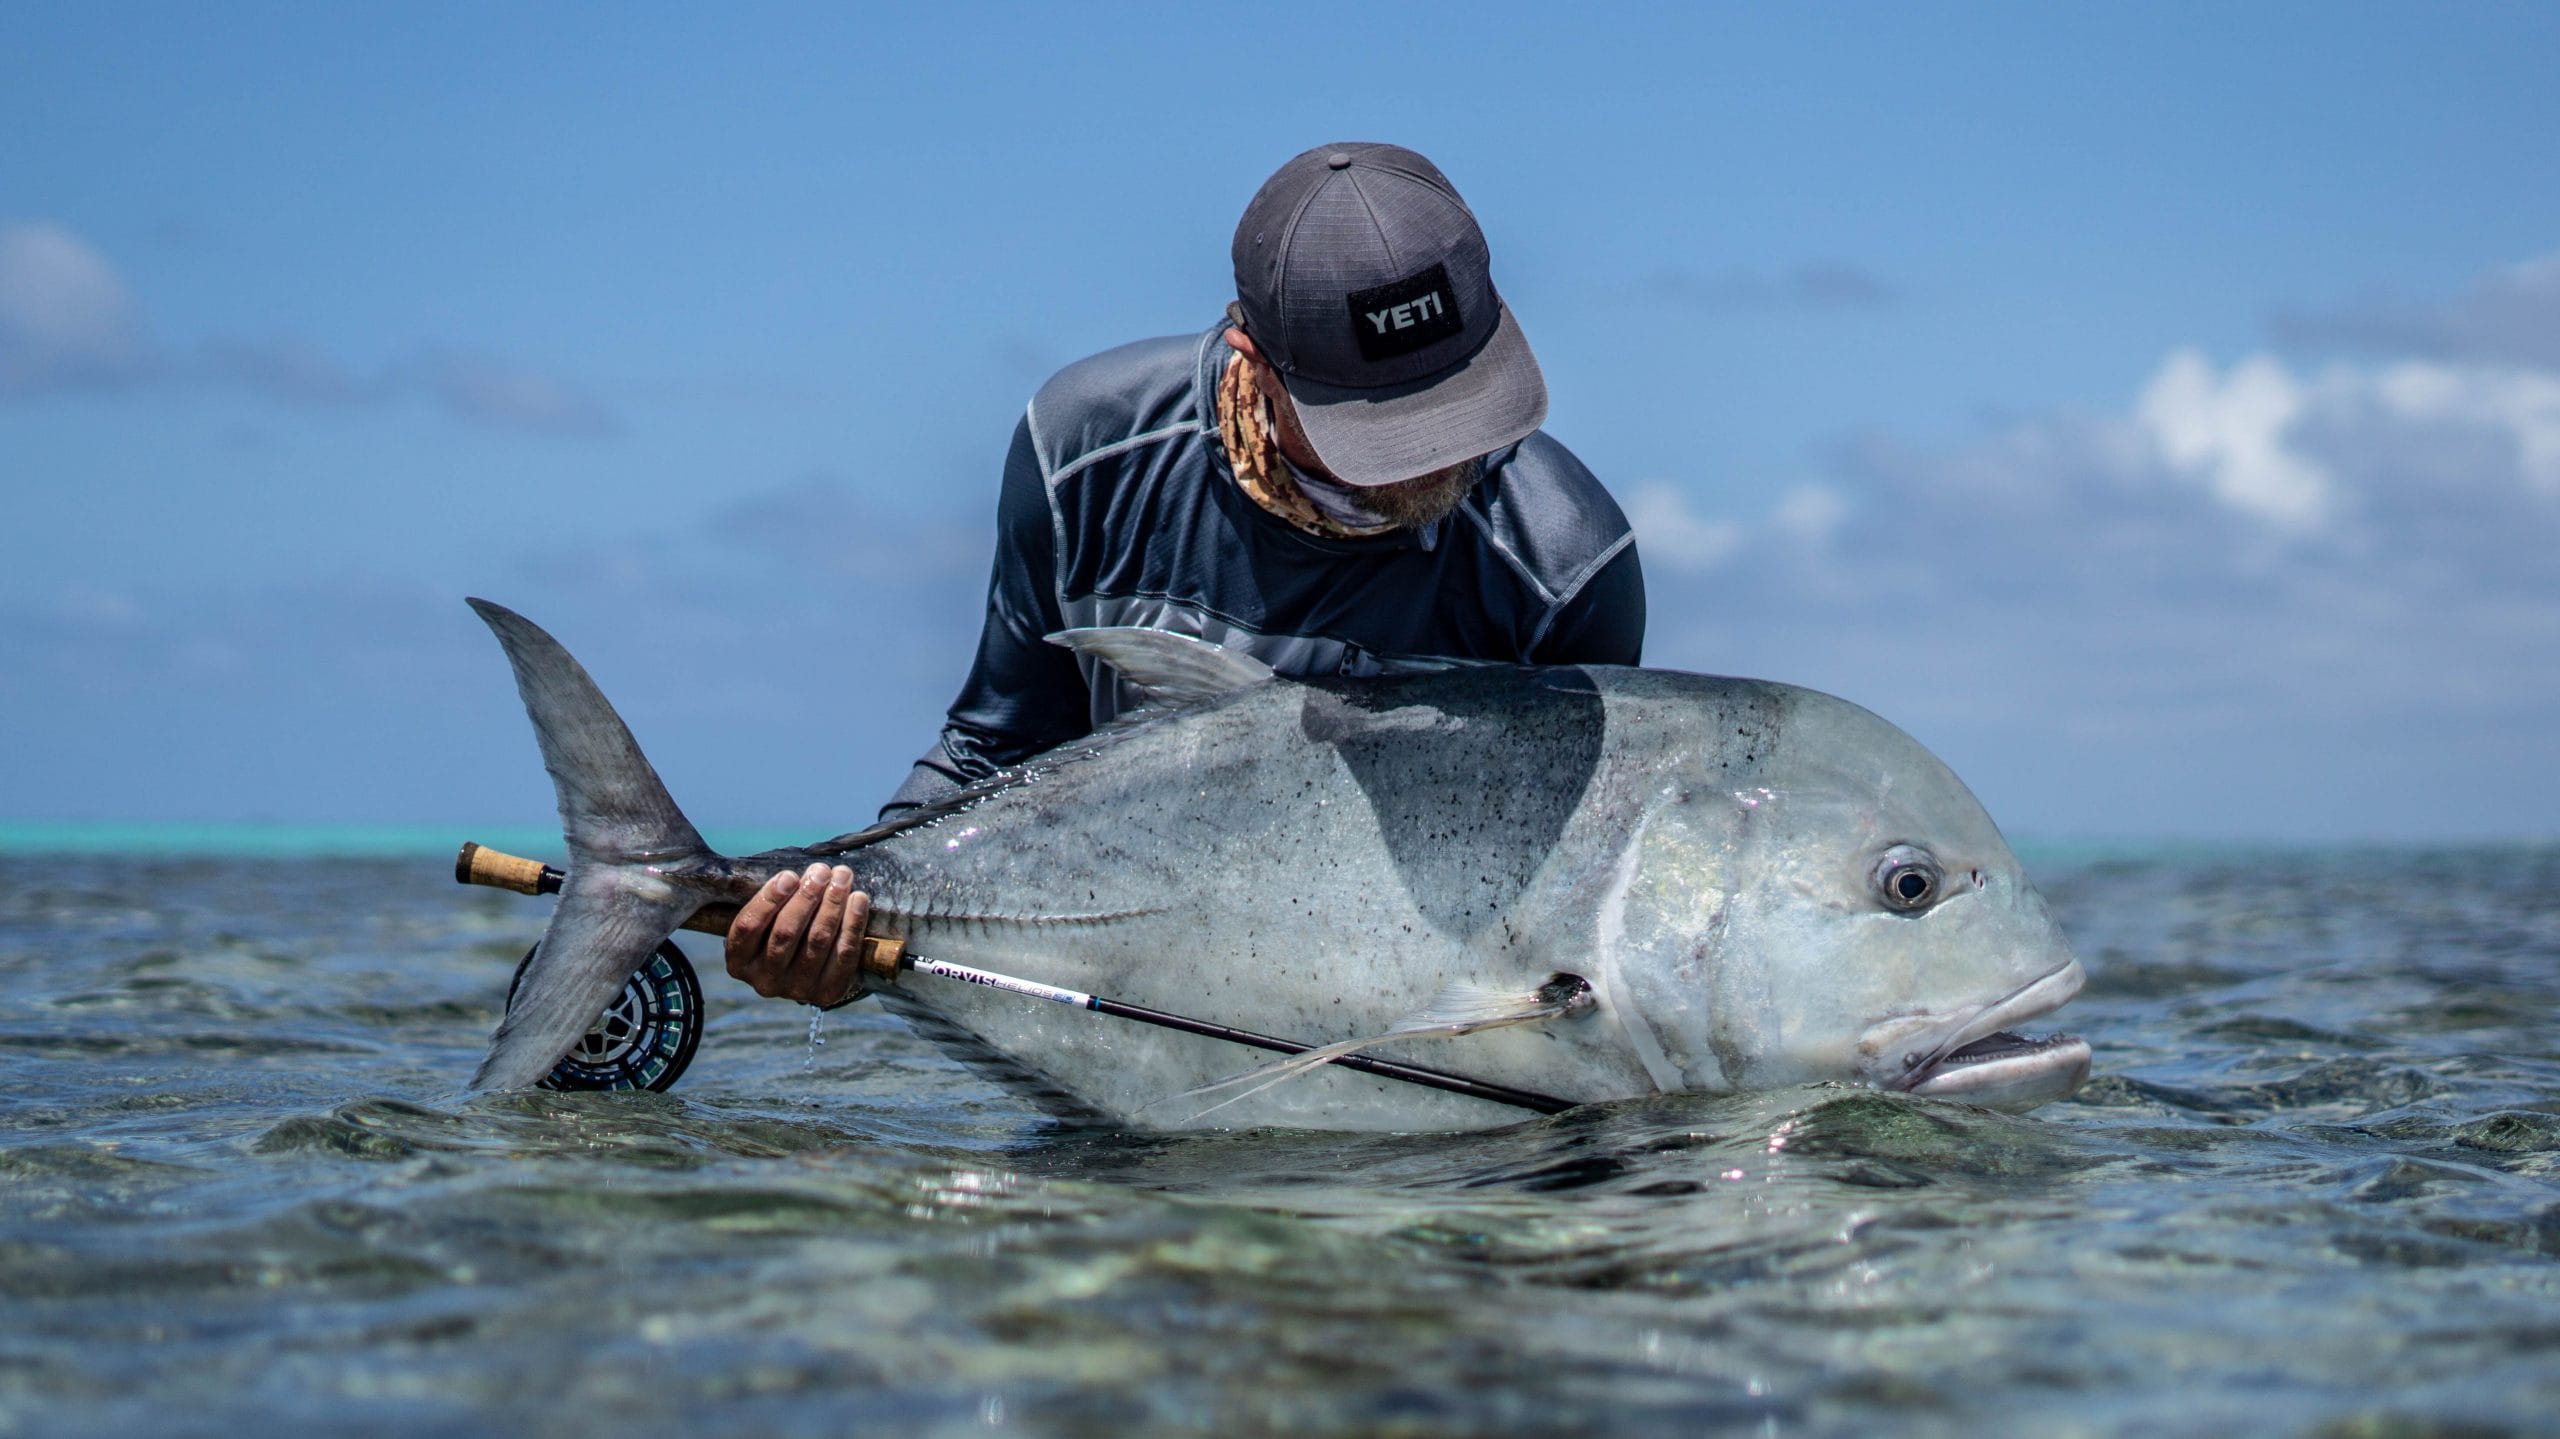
[1215,352,1398,540]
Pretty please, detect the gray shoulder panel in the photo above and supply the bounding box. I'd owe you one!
[1026,332,1214,482]
[1476,431,1636,604]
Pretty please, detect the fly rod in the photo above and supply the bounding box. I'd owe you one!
[457,841,1577,1114]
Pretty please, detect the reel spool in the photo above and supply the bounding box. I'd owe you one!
[503,938,704,1092]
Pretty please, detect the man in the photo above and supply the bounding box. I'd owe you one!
[728,142,1646,1010]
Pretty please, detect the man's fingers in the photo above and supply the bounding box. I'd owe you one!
[726,869,801,991]
[841,887,869,960]
[813,888,872,1007]
[802,869,852,974]
[764,862,830,966]
[726,865,868,1005]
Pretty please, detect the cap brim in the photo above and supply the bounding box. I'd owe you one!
[1280,301,1547,487]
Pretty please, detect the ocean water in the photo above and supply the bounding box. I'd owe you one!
[1,836,2556,1437]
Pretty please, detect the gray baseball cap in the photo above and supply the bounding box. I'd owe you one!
[1231,143,1547,487]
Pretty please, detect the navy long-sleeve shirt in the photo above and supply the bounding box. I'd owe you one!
[885,322,1645,815]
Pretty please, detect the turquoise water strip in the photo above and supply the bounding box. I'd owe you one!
[0,823,817,859]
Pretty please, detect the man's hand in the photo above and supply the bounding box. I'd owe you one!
[726,863,873,1008]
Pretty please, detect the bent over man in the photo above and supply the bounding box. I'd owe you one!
[730,142,1647,1008]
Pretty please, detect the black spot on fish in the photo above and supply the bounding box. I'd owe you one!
[1298,668,1605,942]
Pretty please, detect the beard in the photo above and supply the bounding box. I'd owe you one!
[1352,455,1486,529]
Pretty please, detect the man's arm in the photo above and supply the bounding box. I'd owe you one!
[1530,541,1646,666]
[882,413,1092,817]
[732,415,1095,1005]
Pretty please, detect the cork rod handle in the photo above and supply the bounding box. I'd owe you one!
[456,840,554,895]
[452,841,904,983]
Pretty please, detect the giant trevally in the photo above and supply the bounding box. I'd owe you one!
[466,598,2089,1129]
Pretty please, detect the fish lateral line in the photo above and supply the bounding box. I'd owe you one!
[876,899,1171,929]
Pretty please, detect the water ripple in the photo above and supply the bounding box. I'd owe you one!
[1,848,2557,1435]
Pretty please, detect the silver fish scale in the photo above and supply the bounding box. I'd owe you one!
[842,667,1780,1129]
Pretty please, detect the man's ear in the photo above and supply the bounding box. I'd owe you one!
[1224,324,1262,361]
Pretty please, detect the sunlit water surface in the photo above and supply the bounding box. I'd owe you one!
[2,843,2556,1436]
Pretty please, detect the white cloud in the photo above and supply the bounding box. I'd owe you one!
[405,347,615,437]
[2274,247,2560,371]
[1624,481,1850,576]
[0,221,150,393]
[1771,483,1847,543]
[1636,262,1900,313]
[0,480,992,825]
[2127,345,2560,528]
[0,224,610,435]
[1634,307,2560,836]
[2363,360,2560,494]
[2136,348,2333,530]
[1625,483,1742,572]
[200,335,618,437]
[205,334,373,407]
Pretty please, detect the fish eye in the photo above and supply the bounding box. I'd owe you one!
[1873,846,1942,913]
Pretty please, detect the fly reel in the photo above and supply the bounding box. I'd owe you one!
[503,938,704,1092]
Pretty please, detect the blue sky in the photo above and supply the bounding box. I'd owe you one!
[4,3,2557,840]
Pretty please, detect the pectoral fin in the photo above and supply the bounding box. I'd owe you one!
[1045,627,1275,705]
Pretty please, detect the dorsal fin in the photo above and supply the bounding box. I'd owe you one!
[1045,627,1276,704]
[801,629,1278,860]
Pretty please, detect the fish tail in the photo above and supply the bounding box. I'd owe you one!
[464,598,720,1092]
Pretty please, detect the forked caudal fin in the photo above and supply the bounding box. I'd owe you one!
[464,598,718,1092]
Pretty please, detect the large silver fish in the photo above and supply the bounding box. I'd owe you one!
[468,598,2089,1129]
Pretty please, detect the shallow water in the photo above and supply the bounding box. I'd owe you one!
[2,843,2556,1437]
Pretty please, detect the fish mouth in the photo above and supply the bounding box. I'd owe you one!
[1884,962,2091,1112]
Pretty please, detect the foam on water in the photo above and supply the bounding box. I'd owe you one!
[1,841,2556,1436]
